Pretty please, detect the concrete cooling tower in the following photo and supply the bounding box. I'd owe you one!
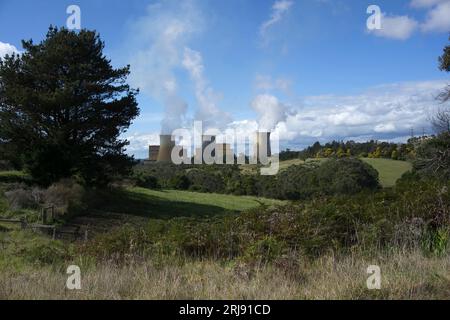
[157,135,176,162]
[253,132,271,161]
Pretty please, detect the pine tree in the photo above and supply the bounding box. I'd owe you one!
[0,26,140,185]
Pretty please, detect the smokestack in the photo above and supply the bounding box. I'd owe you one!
[157,135,175,162]
[202,135,216,155]
[253,132,271,161]
[195,135,216,163]
[149,145,160,162]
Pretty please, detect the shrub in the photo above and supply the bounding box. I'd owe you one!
[168,174,191,190]
[4,188,38,210]
[134,173,161,189]
[243,236,287,264]
[43,179,86,218]
[414,132,450,181]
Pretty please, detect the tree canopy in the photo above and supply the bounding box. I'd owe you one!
[0,26,139,185]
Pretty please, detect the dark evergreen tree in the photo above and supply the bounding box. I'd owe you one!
[0,26,139,185]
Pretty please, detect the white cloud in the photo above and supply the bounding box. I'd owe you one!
[410,0,449,8]
[260,0,294,40]
[124,132,160,159]
[374,122,397,133]
[126,80,446,156]
[368,0,450,40]
[271,80,446,145]
[369,14,418,40]
[420,1,450,32]
[0,42,19,58]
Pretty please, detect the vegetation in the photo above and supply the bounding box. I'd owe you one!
[133,158,380,200]
[0,28,449,301]
[1,250,449,300]
[280,139,418,162]
[0,172,449,299]
[0,26,139,186]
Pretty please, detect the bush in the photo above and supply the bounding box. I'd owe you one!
[414,132,450,181]
[43,179,86,218]
[4,188,38,210]
[134,173,161,189]
[168,174,191,190]
[243,236,287,264]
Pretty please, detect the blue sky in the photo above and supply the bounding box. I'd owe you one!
[0,0,449,158]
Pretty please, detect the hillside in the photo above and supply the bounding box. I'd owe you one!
[361,158,412,187]
[275,157,412,188]
[91,187,284,219]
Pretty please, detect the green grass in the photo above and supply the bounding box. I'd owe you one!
[361,158,412,187]
[0,170,29,182]
[91,187,285,220]
[278,158,305,170]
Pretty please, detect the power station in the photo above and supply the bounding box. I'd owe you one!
[147,132,271,164]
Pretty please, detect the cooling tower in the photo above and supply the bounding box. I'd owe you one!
[253,132,271,161]
[202,135,216,154]
[216,143,234,164]
[197,135,216,163]
[157,135,175,162]
[148,145,160,162]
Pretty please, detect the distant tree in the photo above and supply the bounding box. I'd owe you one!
[433,36,450,133]
[336,147,345,158]
[0,26,139,185]
[438,35,450,102]
[373,147,382,158]
[346,148,352,157]
[391,150,399,160]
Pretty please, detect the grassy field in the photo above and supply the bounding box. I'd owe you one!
[361,158,412,187]
[97,187,285,218]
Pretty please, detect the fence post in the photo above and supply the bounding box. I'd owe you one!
[20,218,26,229]
[52,226,56,240]
[50,205,54,223]
[42,208,47,224]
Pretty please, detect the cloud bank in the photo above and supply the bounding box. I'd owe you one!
[126,80,448,157]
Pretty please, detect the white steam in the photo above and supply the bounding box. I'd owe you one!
[127,1,202,133]
[251,94,288,131]
[182,47,231,130]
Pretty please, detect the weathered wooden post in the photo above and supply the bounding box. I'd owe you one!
[50,205,54,223]
[20,217,26,229]
[42,208,47,224]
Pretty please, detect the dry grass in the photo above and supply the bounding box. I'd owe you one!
[1,251,449,300]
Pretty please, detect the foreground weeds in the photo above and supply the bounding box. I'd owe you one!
[0,250,448,300]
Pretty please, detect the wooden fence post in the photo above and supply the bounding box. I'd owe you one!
[50,205,54,223]
[42,208,47,224]
[20,217,26,229]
